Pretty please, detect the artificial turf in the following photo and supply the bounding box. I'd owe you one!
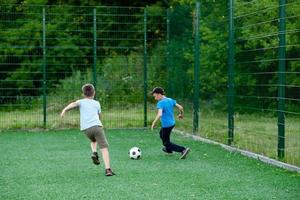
[0,129,299,200]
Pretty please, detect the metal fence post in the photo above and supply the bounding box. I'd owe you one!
[93,8,97,93]
[228,0,235,145]
[166,8,173,97]
[143,8,148,127]
[42,8,47,128]
[278,0,286,159]
[193,2,200,134]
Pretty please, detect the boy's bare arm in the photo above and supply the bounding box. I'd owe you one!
[151,109,162,130]
[175,103,184,119]
[60,101,79,117]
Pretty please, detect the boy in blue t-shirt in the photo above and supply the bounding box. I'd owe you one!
[151,87,190,159]
[60,83,115,176]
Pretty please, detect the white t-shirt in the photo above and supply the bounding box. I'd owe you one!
[76,98,103,130]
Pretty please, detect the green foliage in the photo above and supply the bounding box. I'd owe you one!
[234,0,300,109]
[0,1,299,111]
[50,51,144,107]
[52,70,91,101]
[98,52,144,106]
[148,43,168,89]
[199,1,228,100]
[164,2,229,103]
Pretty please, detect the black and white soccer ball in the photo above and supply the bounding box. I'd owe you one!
[129,147,141,159]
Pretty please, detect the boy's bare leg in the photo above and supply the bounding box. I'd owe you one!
[100,147,110,169]
[101,148,115,176]
[90,142,100,165]
[91,141,97,152]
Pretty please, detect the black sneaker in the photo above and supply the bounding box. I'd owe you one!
[105,168,116,176]
[91,152,100,165]
[179,148,190,159]
[162,147,173,154]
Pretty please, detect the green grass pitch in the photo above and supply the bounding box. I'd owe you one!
[0,129,299,200]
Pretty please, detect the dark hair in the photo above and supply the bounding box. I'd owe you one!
[82,83,95,97]
[151,87,164,95]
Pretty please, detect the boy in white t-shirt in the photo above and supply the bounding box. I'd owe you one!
[60,83,115,176]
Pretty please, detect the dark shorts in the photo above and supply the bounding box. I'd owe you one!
[83,126,109,149]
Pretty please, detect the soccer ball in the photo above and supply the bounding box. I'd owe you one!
[129,147,141,159]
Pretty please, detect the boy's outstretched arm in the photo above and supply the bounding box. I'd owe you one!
[60,101,79,117]
[151,109,162,131]
[175,103,184,119]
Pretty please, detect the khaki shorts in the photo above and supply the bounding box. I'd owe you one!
[83,126,109,149]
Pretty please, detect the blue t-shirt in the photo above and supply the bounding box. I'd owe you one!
[76,98,103,130]
[157,97,177,128]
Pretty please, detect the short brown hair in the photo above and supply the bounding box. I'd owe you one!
[82,83,95,97]
[151,87,164,95]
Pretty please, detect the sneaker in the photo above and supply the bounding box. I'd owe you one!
[179,148,190,159]
[162,147,173,154]
[105,168,116,176]
[91,152,100,165]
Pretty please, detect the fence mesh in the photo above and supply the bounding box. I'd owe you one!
[233,0,300,166]
[0,5,166,129]
[0,2,299,167]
